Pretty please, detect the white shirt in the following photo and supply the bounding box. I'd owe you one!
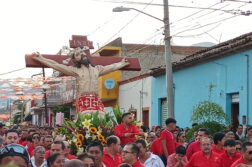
[144,153,165,167]
[31,160,47,167]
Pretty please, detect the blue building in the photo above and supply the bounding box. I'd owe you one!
[151,32,252,128]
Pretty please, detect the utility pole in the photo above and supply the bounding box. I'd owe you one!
[163,0,174,118]
[113,1,175,118]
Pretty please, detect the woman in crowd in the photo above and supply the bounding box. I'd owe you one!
[47,153,65,167]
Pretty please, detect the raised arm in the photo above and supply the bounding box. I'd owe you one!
[96,58,130,76]
[31,52,77,76]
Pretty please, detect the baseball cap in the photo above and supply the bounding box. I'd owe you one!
[0,144,30,164]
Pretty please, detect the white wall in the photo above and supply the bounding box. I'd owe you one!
[119,76,152,126]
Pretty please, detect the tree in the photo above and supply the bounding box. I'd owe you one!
[52,105,70,119]
[186,83,230,141]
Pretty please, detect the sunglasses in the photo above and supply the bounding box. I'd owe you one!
[236,148,241,150]
[0,144,30,164]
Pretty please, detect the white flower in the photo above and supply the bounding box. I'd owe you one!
[82,119,92,128]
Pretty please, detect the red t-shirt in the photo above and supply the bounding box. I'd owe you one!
[27,144,35,157]
[45,150,52,159]
[220,151,241,167]
[160,129,175,155]
[150,138,163,156]
[184,151,222,167]
[18,138,27,147]
[186,141,201,160]
[132,160,145,167]
[114,123,140,145]
[67,154,76,160]
[102,149,122,167]
[230,157,248,167]
[212,145,225,155]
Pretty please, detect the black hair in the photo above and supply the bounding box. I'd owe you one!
[135,139,147,148]
[192,123,198,127]
[107,136,119,147]
[237,124,243,128]
[27,135,33,142]
[155,126,161,131]
[235,140,242,146]
[247,127,252,131]
[87,141,103,153]
[213,132,225,145]
[242,141,252,152]
[122,112,131,119]
[176,145,186,155]
[77,152,96,166]
[224,139,236,147]
[125,143,140,155]
[198,128,209,135]
[52,140,65,150]
[5,129,18,136]
[140,126,148,133]
[177,132,186,142]
[47,153,62,167]
[118,163,132,167]
[165,118,177,125]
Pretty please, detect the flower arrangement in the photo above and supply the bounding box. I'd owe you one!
[57,111,117,155]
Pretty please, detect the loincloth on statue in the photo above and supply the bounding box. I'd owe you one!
[76,93,105,115]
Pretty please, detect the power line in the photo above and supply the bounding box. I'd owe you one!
[171,2,223,25]
[171,4,247,35]
[0,68,26,76]
[89,0,247,14]
[173,14,238,36]
[224,0,252,3]
[102,0,154,46]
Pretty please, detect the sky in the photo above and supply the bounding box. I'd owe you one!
[0,0,252,79]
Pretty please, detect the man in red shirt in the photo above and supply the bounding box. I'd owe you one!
[63,141,76,160]
[114,113,142,146]
[18,129,28,147]
[121,143,144,167]
[160,118,177,166]
[231,142,252,167]
[186,128,209,160]
[150,137,163,156]
[185,137,222,167]
[102,136,122,167]
[220,139,241,167]
[212,132,226,155]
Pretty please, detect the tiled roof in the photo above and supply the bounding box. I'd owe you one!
[123,44,207,55]
[151,32,252,76]
[119,72,151,85]
[173,32,252,71]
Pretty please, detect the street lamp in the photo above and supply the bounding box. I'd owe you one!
[113,1,174,118]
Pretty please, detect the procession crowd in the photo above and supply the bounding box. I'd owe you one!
[0,112,252,167]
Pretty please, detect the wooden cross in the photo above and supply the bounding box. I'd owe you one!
[25,35,141,71]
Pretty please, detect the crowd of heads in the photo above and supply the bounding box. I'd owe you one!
[2,115,252,167]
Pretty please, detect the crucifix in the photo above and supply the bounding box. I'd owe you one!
[25,35,141,115]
